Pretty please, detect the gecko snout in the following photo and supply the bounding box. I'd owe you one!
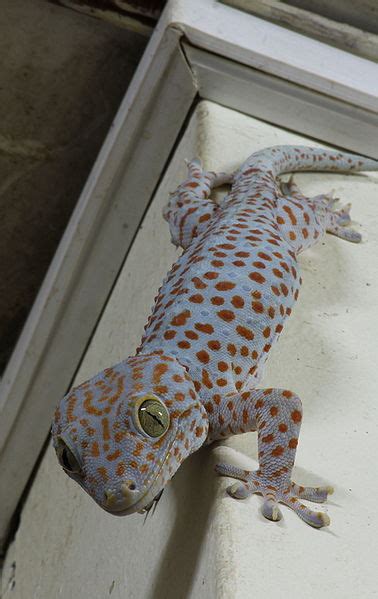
[103,479,139,511]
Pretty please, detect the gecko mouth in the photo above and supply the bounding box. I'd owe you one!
[102,488,164,516]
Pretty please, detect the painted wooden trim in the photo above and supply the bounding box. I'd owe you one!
[185,44,378,159]
[163,0,378,112]
[222,0,378,63]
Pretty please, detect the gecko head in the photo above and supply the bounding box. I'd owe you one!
[52,352,208,515]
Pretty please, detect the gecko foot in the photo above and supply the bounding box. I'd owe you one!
[215,463,332,528]
[280,177,362,242]
[325,198,361,242]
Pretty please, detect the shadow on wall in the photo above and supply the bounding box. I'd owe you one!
[150,446,217,599]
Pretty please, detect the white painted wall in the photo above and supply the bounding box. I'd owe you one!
[2,101,378,598]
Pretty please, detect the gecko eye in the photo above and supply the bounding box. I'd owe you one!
[57,439,82,474]
[138,398,170,438]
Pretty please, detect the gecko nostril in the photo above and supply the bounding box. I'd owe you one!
[121,480,138,498]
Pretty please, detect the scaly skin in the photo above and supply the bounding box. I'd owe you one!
[52,145,378,527]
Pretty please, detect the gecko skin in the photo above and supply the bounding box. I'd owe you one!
[52,146,378,528]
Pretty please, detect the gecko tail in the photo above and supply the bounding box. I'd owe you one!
[238,145,378,180]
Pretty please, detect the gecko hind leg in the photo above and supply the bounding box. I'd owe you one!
[280,177,362,243]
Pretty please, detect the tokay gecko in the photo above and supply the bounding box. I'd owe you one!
[53,145,378,528]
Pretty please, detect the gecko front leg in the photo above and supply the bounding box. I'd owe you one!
[163,159,233,249]
[215,388,333,528]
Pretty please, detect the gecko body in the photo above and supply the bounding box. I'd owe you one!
[53,146,378,527]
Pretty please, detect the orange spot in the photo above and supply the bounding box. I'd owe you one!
[217,310,235,322]
[252,301,264,313]
[195,323,214,334]
[215,281,235,291]
[196,350,210,364]
[289,438,298,449]
[291,410,302,423]
[192,276,207,289]
[236,325,254,341]
[205,401,214,414]
[97,467,108,481]
[116,462,126,477]
[278,423,288,433]
[227,343,237,356]
[270,406,279,417]
[189,294,204,303]
[262,433,274,443]
[249,272,266,284]
[258,252,271,261]
[282,390,294,398]
[208,340,221,351]
[218,361,228,372]
[218,243,236,250]
[164,330,176,340]
[102,418,110,441]
[195,426,204,437]
[231,295,244,308]
[202,369,213,389]
[106,449,121,461]
[152,362,168,385]
[91,441,100,457]
[170,310,191,326]
[271,445,284,457]
[280,284,289,296]
[133,442,144,457]
[178,340,191,349]
[283,204,297,225]
[211,296,224,305]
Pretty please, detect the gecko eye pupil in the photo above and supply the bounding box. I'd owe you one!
[138,399,170,438]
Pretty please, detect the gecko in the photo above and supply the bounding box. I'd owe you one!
[52,145,378,528]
